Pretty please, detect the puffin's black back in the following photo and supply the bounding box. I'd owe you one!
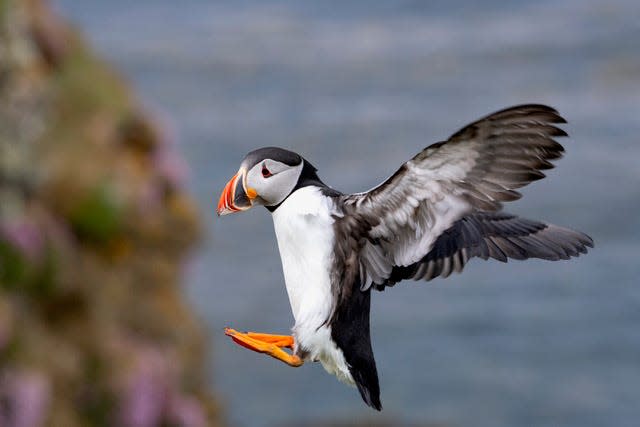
[330,287,382,410]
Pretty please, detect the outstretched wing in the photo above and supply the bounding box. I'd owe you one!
[379,211,593,290]
[338,104,575,290]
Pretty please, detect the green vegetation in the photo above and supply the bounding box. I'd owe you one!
[69,185,123,245]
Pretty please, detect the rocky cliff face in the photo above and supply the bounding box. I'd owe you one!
[0,1,222,426]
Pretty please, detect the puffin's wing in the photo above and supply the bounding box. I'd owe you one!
[340,104,570,290]
[379,211,593,289]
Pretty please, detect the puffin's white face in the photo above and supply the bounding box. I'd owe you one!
[244,158,304,207]
[217,148,304,215]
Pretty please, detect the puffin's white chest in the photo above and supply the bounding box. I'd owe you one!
[271,186,353,384]
[272,186,335,327]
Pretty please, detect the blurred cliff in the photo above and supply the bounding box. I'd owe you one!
[0,0,222,426]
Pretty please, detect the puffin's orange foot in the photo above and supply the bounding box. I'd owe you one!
[224,328,294,348]
[224,328,303,367]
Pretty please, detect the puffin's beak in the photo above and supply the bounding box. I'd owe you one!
[217,170,256,216]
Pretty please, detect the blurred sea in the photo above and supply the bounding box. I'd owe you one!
[54,1,640,426]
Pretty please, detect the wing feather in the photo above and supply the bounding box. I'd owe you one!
[378,212,593,288]
[339,104,573,290]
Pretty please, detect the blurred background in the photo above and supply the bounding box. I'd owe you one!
[1,0,639,426]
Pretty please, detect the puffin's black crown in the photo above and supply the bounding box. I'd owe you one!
[242,147,302,170]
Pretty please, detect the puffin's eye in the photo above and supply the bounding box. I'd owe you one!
[261,164,272,178]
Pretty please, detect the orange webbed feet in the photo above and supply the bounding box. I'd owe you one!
[224,328,303,367]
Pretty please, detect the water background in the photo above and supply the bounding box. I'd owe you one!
[54,1,640,426]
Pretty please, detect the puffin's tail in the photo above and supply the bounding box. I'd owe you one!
[331,288,382,410]
[350,354,382,410]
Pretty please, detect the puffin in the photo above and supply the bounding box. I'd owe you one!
[216,104,593,410]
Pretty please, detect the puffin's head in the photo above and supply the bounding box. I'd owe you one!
[217,147,306,216]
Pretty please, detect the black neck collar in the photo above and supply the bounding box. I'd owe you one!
[265,160,338,212]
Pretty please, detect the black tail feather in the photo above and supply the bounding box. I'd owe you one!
[331,288,382,410]
[352,360,382,410]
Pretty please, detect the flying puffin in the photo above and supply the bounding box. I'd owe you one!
[216,104,593,410]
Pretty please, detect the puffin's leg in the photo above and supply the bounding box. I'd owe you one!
[224,328,303,367]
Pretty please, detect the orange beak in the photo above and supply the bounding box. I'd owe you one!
[216,171,255,216]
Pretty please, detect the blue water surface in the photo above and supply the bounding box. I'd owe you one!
[55,1,640,426]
